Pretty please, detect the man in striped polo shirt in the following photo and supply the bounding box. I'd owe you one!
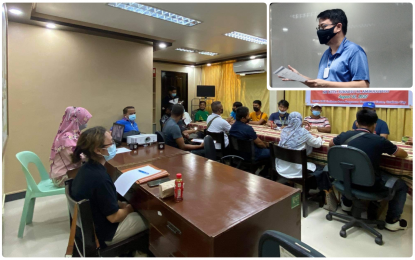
[303,104,331,133]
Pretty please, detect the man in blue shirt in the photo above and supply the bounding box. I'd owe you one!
[113,106,139,135]
[352,102,389,139]
[227,101,243,123]
[267,100,290,128]
[280,9,370,88]
[229,106,270,161]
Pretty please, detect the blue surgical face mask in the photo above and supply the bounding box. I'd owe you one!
[171,93,177,97]
[79,124,87,131]
[128,114,136,121]
[279,110,287,115]
[312,111,321,116]
[103,144,117,161]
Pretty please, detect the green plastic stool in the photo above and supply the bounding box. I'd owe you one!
[16,151,65,238]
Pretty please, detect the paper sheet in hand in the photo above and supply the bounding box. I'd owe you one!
[273,66,307,82]
[192,139,216,144]
[114,166,161,196]
[116,147,131,154]
[169,98,179,104]
[183,111,192,125]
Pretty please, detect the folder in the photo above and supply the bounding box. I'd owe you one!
[120,164,170,184]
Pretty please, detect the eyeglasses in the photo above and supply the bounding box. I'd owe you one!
[101,140,115,148]
[316,23,337,31]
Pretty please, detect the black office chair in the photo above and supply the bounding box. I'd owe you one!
[258,230,324,257]
[159,119,164,131]
[270,143,324,218]
[204,130,227,158]
[155,131,165,143]
[326,146,400,245]
[228,136,270,174]
[203,135,217,160]
[64,179,149,257]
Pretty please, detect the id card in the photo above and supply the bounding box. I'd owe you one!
[323,68,329,79]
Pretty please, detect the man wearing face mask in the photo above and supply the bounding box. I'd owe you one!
[330,110,408,231]
[303,104,331,133]
[249,100,268,125]
[267,100,290,128]
[280,9,370,88]
[206,101,232,149]
[230,106,270,161]
[162,86,179,115]
[162,104,205,156]
[352,102,389,139]
[227,101,243,123]
[113,106,140,137]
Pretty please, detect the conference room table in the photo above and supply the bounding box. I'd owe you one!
[189,121,413,192]
[105,144,301,257]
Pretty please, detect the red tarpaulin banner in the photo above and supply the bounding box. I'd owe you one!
[305,90,412,108]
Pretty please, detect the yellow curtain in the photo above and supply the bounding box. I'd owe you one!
[285,91,413,142]
[201,62,268,117]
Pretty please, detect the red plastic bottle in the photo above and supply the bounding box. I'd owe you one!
[174,173,184,202]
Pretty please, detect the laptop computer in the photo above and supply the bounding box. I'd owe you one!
[111,123,125,147]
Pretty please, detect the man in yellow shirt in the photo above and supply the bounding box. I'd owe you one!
[249,100,268,125]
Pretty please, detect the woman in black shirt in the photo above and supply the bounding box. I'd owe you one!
[70,126,147,246]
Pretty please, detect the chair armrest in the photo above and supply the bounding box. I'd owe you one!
[384,176,399,201]
[220,155,245,169]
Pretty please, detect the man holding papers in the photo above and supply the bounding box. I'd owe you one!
[279,9,370,88]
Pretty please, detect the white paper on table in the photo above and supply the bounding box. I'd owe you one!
[273,66,307,83]
[116,147,131,154]
[114,166,161,196]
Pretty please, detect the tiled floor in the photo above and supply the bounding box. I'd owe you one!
[2,194,413,257]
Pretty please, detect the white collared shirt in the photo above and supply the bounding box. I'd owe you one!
[206,114,231,149]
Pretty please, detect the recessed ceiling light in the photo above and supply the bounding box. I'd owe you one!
[282,28,288,32]
[107,3,202,27]
[250,56,256,59]
[9,9,23,15]
[46,23,56,29]
[198,51,218,56]
[224,31,267,45]
[175,48,196,53]
[159,43,167,48]
[207,63,211,66]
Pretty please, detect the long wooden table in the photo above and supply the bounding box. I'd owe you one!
[189,122,414,190]
[106,146,301,257]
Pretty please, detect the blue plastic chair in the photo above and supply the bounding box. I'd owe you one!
[16,151,65,238]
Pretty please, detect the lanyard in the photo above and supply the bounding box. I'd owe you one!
[326,39,347,69]
[279,116,286,126]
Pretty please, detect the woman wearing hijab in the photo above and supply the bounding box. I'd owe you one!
[49,106,92,187]
[276,112,331,191]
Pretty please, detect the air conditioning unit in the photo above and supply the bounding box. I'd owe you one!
[233,58,267,75]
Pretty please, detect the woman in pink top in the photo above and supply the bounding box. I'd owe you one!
[50,107,92,187]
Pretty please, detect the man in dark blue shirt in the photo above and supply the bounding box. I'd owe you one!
[229,106,270,161]
[268,100,290,128]
[330,109,408,231]
[352,102,389,139]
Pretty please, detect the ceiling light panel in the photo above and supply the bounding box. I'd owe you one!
[224,31,267,45]
[107,3,202,27]
[175,48,219,56]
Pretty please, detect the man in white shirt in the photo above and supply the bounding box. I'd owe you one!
[206,101,231,150]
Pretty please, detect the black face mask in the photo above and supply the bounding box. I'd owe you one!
[253,107,260,112]
[232,108,236,112]
[317,24,338,45]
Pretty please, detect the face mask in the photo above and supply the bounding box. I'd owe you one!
[253,107,260,112]
[79,124,87,131]
[279,110,286,115]
[312,111,321,116]
[317,24,338,45]
[171,93,177,97]
[232,108,236,112]
[103,144,116,161]
[128,114,136,121]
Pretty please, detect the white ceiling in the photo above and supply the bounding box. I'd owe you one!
[35,3,267,63]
